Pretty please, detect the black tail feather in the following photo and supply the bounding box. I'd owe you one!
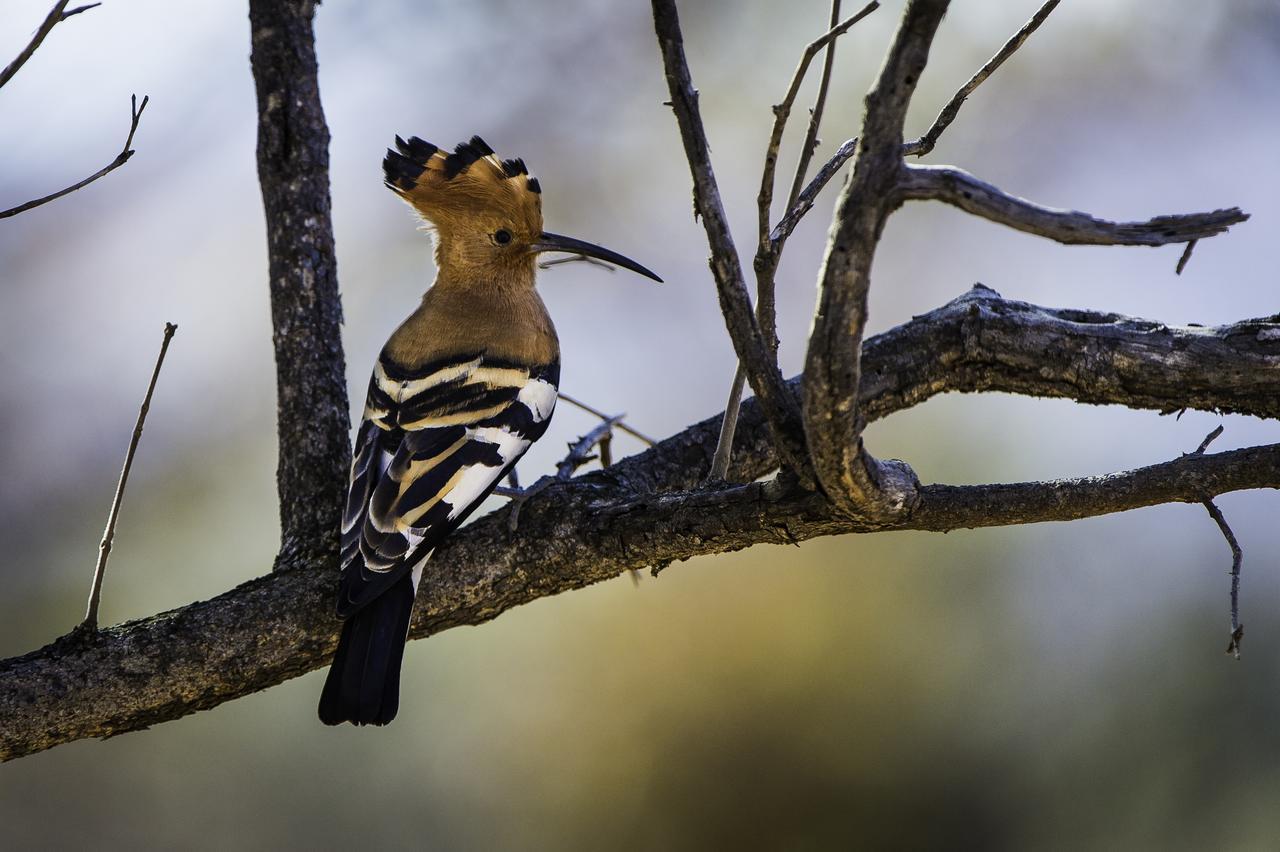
[318,574,415,726]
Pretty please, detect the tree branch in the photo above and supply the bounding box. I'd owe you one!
[249,0,349,569]
[0,0,98,91]
[908,0,1061,158]
[5,285,1275,760]
[651,0,810,481]
[0,94,149,220]
[81,323,177,633]
[802,0,949,523]
[900,165,1249,246]
[711,1,878,482]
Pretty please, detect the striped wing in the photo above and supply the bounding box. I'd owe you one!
[337,353,559,616]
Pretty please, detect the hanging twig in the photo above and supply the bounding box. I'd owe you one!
[908,0,1061,157]
[1187,424,1244,658]
[0,1,100,91]
[1202,500,1244,659]
[80,322,177,633]
[0,94,150,220]
[1175,239,1198,275]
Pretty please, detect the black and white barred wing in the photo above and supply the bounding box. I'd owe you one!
[337,357,558,616]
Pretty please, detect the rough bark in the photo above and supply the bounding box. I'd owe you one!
[249,0,349,569]
[2,287,1276,761]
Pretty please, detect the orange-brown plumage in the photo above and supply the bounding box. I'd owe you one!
[319,134,658,727]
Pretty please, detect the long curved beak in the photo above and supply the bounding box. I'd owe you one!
[530,232,663,282]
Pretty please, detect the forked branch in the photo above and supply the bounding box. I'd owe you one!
[0,95,150,220]
[0,0,100,90]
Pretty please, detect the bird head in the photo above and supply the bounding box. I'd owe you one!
[384,135,661,285]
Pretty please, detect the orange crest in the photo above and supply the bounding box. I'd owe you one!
[383,135,543,240]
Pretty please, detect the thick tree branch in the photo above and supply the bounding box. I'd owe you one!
[901,165,1249,246]
[5,286,1275,760]
[651,0,810,481]
[802,0,949,523]
[249,0,350,569]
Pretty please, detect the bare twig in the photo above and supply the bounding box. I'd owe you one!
[1191,425,1225,456]
[1176,239,1198,275]
[6,284,1280,758]
[651,0,811,482]
[909,0,1061,157]
[538,254,617,272]
[708,368,748,480]
[557,391,655,445]
[1202,500,1244,658]
[771,136,859,245]
[81,322,177,633]
[0,1,99,91]
[712,1,878,482]
[0,95,150,220]
[756,0,878,342]
[500,417,622,530]
[900,165,1248,247]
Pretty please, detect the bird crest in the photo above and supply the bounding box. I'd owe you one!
[383,135,543,239]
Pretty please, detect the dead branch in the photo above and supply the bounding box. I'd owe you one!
[0,1,99,91]
[651,0,810,482]
[0,95,149,220]
[711,1,878,482]
[1202,499,1244,658]
[802,0,948,523]
[900,165,1248,246]
[909,0,1061,157]
[80,323,177,634]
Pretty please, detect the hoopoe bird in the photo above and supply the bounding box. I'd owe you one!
[318,135,661,726]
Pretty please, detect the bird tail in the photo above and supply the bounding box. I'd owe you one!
[318,573,415,726]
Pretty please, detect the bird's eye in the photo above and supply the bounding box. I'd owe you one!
[493,229,512,245]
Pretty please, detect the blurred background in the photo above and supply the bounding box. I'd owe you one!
[2,0,1278,847]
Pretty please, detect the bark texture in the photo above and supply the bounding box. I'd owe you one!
[0,0,1273,765]
[249,0,350,568]
[2,288,1277,761]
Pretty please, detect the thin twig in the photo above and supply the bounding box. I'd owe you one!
[538,254,617,272]
[81,322,177,633]
[1175,239,1198,275]
[712,1,877,482]
[909,0,1061,157]
[770,136,859,245]
[901,165,1248,247]
[1202,500,1244,659]
[754,0,879,345]
[500,417,622,531]
[556,391,656,445]
[1191,424,1224,456]
[709,367,748,480]
[652,0,811,483]
[0,1,100,91]
[0,94,150,220]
